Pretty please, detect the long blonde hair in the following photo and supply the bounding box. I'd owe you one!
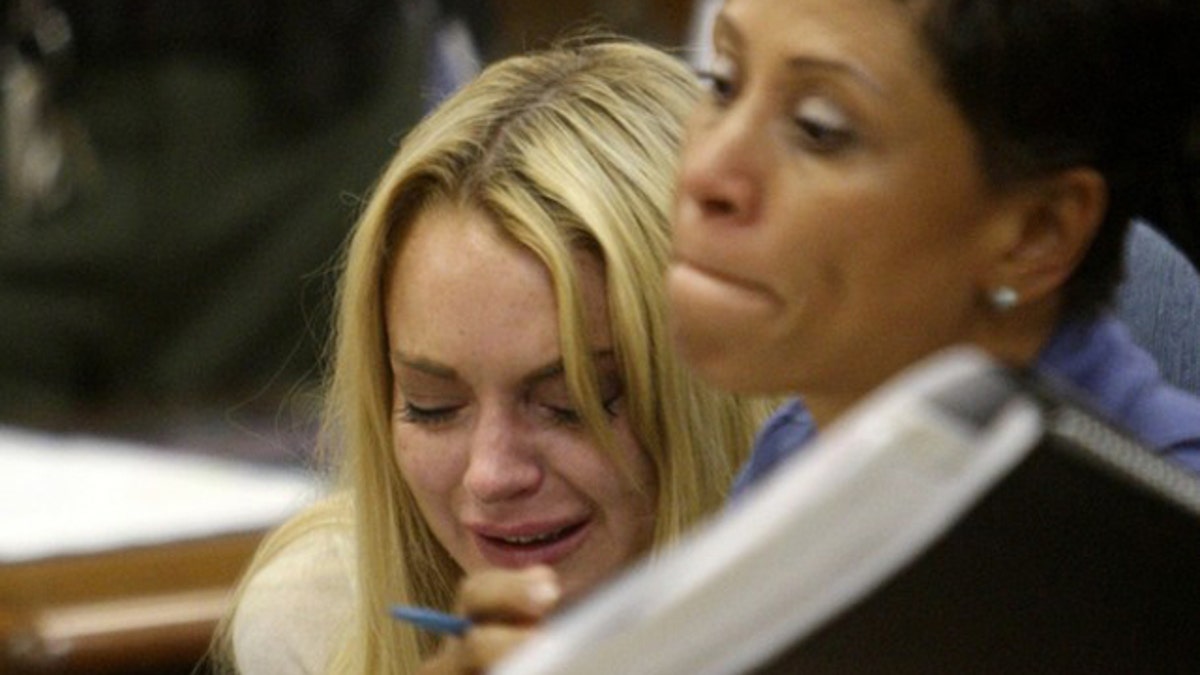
[221,37,772,675]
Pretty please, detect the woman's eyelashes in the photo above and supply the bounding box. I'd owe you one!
[542,402,586,426]
[696,53,738,105]
[395,387,624,429]
[398,400,460,426]
[697,55,858,155]
[792,96,857,153]
[533,374,624,427]
[539,391,624,427]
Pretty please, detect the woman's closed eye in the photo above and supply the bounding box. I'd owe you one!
[532,364,625,428]
[696,53,739,106]
[540,392,623,427]
[542,402,584,426]
[793,96,856,153]
[398,401,462,427]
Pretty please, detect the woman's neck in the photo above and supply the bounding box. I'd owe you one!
[805,301,1063,432]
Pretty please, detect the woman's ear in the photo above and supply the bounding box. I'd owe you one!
[989,167,1108,306]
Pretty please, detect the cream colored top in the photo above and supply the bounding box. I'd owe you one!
[231,525,356,674]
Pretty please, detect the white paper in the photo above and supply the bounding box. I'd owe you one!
[0,426,324,562]
[495,348,1044,675]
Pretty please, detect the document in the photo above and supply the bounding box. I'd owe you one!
[0,427,322,562]
[495,348,1200,674]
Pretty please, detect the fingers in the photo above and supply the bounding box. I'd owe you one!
[417,624,538,675]
[415,645,459,675]
[416,567,563,675]
[463,622,540,671]
[456,565,561,624]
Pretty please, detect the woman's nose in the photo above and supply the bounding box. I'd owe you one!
[462,408,543,503]
[676,106,763,227]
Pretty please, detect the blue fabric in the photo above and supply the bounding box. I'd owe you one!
[1035,316,1200,461]
[730,399,815,497]
[1115,220,1200,396]
[732,314,1200,498]
[424,14,481,112]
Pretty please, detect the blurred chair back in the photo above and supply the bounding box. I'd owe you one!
[423,5,481,111]
[685,0,721,68]
[1116,220,1200,396]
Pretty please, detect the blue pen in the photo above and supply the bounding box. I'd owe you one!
[389,604,473,636]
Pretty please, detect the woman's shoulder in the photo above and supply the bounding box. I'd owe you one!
[230,500,357,674]
[1039,315,1200,474]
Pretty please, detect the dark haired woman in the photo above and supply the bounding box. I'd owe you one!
[668,0,1200,492]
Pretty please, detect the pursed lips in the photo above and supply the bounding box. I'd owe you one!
[669,256,778,303]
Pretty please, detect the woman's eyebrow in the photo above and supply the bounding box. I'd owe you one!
[391,352,458,380]
[715,8,884,97]
[784,56,885,96]
[523,350,617,388]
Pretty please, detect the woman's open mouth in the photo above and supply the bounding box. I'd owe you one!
[473,520,590,567]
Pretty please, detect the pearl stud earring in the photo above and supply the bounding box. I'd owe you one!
[990,286,1019,312]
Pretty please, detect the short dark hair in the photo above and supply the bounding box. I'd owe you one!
[914,0,1199,318]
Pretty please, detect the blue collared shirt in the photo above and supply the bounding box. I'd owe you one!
[732,314,1200,497]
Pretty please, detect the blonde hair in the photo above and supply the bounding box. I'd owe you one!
[218,37,772,675]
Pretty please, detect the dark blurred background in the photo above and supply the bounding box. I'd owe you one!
[0,0,696,462]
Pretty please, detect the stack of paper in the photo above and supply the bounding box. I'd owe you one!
[0,426,323,562]
[495,348,1200,674]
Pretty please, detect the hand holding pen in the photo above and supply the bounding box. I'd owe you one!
[394,565,561,674]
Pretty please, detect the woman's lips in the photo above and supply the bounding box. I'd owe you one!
[667,259,780,308]
[471,519,591,568]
